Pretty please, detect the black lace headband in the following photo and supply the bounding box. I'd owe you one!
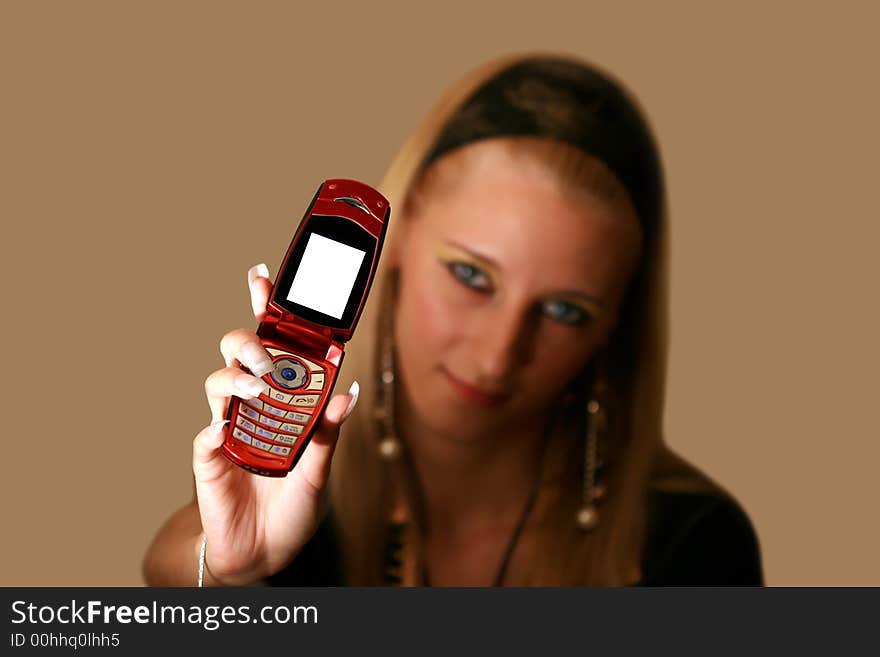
[421,56,663,241]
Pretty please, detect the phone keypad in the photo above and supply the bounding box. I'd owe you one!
[239,404,260,422]
[305,373,325,391]
[289,394,320,407]
[256,425,278,441]
[261,403,286,418]
[266,389,297,405]
[230,347,330,459]
[232,428,252,445]
[259,416,283,429]
[251,437,274,452]
[236,417,258,434]
[272,433,297,446]
[269,444,291,456]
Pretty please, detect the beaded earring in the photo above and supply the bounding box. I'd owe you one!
[373,277,610,583]
[375,281,401,462]
[576,398,603,530]
[373,277,415,585]
[575,354,609,531]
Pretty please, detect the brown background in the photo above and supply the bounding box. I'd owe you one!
[1,1,877,585]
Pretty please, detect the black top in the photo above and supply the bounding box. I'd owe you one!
[639,490,763,586]
[267,490,764,586]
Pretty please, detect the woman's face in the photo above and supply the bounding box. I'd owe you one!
[393,142,643,439]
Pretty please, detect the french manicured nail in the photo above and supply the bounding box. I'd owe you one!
[341,381,359,421]
[235,373,268,398]
[210,420,229,436]
[241,341,275,377]
[248,263,270,286]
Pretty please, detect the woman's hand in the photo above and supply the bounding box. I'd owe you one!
[191,263,357,585]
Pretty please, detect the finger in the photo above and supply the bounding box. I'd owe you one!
[331,380,360,424]
[219,328,274,376]
[286,381,359,499]
[193,420,232,482]
[205,367,269,422]
[247,263,273,322]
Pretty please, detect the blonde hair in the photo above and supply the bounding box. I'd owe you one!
[329,51,717,586]
[405,135,640,231]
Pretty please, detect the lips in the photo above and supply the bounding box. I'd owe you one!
[441,367,511,407]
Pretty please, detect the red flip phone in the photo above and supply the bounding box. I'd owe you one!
[222,179,390,477]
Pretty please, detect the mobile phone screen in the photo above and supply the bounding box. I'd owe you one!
[286,233,367,319]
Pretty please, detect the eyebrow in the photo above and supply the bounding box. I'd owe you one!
[442,239,606,310]
[443,240,501,273]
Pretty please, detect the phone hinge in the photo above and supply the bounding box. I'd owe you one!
[258,313,343,365]
[272,315,333,344]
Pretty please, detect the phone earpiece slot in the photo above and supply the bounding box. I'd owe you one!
[334,196,370,214]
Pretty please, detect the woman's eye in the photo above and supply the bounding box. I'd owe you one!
[542,299,592,326]
[447,261,492,292]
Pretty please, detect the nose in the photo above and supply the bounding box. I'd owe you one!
[471,302,538,385]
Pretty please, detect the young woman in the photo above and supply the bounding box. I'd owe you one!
[143,52,763,587]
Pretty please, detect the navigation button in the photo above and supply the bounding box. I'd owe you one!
[269,358,309,390]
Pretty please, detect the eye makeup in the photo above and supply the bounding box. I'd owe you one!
[447,261,492,291]
[435,243,496,292]
[434,240,603,324]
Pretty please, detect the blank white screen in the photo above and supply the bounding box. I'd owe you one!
[287,233,367,319]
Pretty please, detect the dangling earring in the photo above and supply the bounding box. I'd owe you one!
[374,279,427,586]
[376,278,401,461]
[576,398,603,530]
[575,359,608,531]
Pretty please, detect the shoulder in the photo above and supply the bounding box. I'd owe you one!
[639,488,764,586]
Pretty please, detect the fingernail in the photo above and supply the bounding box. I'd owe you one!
[210,420,229,436]
[235,373,268,398]
[341,380,359,421]
[248,263,270,286]
[241,341,275,377]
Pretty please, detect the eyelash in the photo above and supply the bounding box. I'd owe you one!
[541,299,592,326]
[447,260,493,292]
[444,260,593,326]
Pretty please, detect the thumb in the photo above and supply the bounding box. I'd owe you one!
[193,419,233,483]
[285,381,359,498]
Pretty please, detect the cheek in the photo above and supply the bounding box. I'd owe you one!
[393,254,458,372]
[518,327,607,405]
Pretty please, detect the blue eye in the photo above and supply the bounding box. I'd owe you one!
[542,300,592,326]
[447,261,492,292]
